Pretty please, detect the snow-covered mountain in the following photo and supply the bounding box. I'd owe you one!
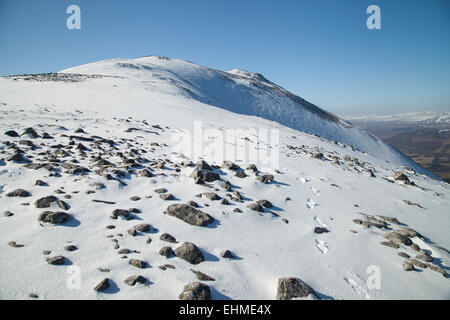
[343,111,450,125]
[0,56,449,300]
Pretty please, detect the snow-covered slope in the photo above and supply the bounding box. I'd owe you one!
[59,56,425,173]
[0,56,449,300]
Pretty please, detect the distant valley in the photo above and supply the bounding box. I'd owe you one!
[344,112,450,183]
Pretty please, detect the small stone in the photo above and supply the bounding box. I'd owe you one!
[398,252,410,258]
[8,241,24,248]
[160,193,174,201]
[159,246,173,257]
[154,188,167,194]
[47,256,66,265]
[235,171,247,178]
[256,199,273,208]
[65,245,78,251]
[191,269,215,281]
[276,277,317,300]
[124,275,146,286]
[4,211,14,217]
[6,189,31,197]
[94,278,110,292]
[129,259,147,269]
[160,233,177,243]
[179,282,211,300]
[402,262,415,271]
[380,241,399,249]
[314,227,329,234]
[174,242,205,265]
[220,250,235,259]
[246,203,264,213]
[134,223,151,232]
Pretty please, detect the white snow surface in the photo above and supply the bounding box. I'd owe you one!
[0,56,449,300]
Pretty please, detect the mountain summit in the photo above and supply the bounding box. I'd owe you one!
[61,56,426,173]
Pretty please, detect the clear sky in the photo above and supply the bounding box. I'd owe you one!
[0,0,449,115]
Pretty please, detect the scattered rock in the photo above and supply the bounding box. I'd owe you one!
[256,174,274,184]
[6,189,31,197]
[190,169,220,182]
[65,245,78,251]
[235,171,247,178]
[134,223,151,232]
[402,262,415,271]
[179,282,211,300]
[129,259,147,269]
[398,252,410,258]
[124,275,146,286]
[35,196,58,208]
[246,203,264,213]
[164,204,214,226]
[8,241,24,248]
[256,199,273,208]
[4,130,19,137]
[4,211,14,217]
[159,246,173,257]
[383,231,412,246]
[201,192,221,201]
[416,250,433,263]
[160,233,177,243]
[112,209,130,219]
[46,256,66,265]
[154,188,167,194]
[380,241,399,249]
[35,180,47,186]
[38,211,72,224]
[160,193,175,201]
[220,250,235,259]
[393,171,410,183]
[94,278,110,292]
[174,242,205,265]
[314,227,330,234]
[276,277,317,300]
[191,269,215,281]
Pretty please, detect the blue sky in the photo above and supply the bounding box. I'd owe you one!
[0,0,449,115]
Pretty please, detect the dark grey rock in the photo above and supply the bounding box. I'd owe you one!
[6,189,31,197]
[159,246,173,257]
[38,211,72,224]
[276,277,317,300]
[160,233,177,243]
[47,256,66,265]
[179,282,211,300]
[164,204,214,226]
[124,275,146,286]
[174,242,205,265]
[94,278,110,292]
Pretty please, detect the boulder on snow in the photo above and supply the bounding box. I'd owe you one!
[38,211,72,224]
[174,242,205,265]
[164,204,214,226]
[276,277,318,300]
[179,282,211,300]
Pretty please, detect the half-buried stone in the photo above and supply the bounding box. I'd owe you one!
[276,277,319,300]
[38,211,72,224]
[164,204,214,226]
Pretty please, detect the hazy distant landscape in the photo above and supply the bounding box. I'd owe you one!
[345,112,450,183]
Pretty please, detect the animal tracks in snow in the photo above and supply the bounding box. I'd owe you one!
[315,240,328,254]
[343,272,372,299]
[310,187,320,196]
[306,198,319,209]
